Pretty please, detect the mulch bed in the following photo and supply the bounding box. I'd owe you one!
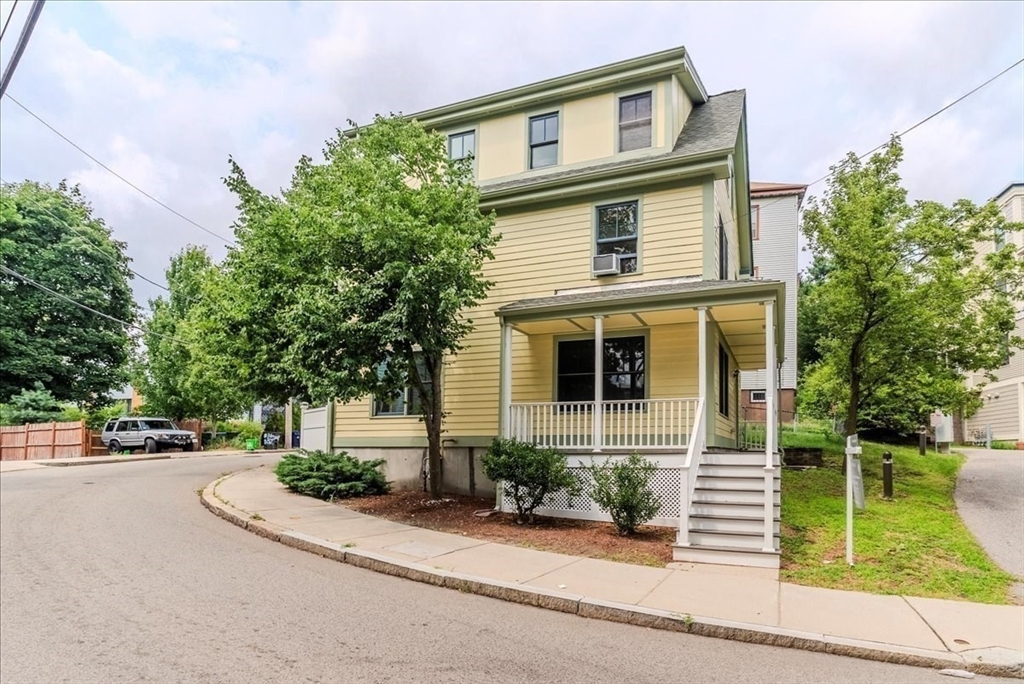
[342,490,675,567]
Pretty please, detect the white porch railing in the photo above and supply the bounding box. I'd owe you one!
[508,398,699,451]
[676,397,706,546]
[739,419,766,451]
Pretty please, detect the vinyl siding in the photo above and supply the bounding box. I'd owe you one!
[336,183,706,440]
[741,194,799,392]
[713,179,740,279]
[965,381,1022,442]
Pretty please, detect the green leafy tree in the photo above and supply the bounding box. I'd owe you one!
[0,181,135,405]
[0,383,64,425]
[134,246,251,424]
[801,139,1023,436]
[219,115,498,498]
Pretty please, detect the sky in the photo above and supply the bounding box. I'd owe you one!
[1,0,1022,308]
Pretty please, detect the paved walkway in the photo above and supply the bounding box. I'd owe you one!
[956,449,1024,591]
[209,466,1024,677]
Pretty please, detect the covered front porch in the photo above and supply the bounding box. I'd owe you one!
[495,278,785,566]
[496,278,785,456]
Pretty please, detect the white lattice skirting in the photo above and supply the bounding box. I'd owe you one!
[498,455,685,527]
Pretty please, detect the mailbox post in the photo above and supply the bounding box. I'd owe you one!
[846,434,863,566]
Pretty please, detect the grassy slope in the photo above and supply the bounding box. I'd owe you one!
[780,429,1014,604]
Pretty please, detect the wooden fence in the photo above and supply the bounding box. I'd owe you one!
[0,421,90,461]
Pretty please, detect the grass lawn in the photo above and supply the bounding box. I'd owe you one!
[780,428,1016,604]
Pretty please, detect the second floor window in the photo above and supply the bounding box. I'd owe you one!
[751,204,761,240]
[596,201,639,273]
[448,130,475,160]
[619,92,652,152]
[718,218,729,279]
[529,112,559,169]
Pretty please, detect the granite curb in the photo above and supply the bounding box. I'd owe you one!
[201,470,1021,679]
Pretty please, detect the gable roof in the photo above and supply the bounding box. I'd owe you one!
[479,90,745,197]
[750,182,807,198]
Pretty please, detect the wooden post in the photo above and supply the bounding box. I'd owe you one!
[764,299,777,553]
[593,314,604,452]
[50,421,57,459]
[284,399,293,449]
[23,423,29,461]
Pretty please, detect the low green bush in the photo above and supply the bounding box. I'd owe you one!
[588,452,661,535]
[275,450,389,501]
[481,438,579,524]
[990,440,1022,450]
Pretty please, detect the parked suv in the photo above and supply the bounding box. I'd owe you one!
[100,417,196,454]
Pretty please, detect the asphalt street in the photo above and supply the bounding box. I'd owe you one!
[956,448,1024,592]
[0,455,1000,683]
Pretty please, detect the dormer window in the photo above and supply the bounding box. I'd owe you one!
[448,130,475,160]
[619,92,652,152]
[529,112,559,169]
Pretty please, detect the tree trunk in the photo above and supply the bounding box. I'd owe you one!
[425,358,444,499]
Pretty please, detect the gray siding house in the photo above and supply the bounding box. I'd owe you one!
[964,182,1024,445]
[741,182,805,421]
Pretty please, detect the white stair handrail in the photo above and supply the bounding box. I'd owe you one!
[677,397,706,546]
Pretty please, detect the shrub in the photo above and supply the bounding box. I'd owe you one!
[990,440,1022,450]
[275,450,389,501]
[481,438,578,524]
[588,452,661,535]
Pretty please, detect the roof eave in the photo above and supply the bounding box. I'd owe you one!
[478,150,731,211]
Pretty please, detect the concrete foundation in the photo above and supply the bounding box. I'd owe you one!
[335,446,496,498]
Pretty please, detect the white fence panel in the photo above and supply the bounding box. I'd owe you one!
[300,404,330,452]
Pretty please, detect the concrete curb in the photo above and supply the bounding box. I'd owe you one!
[201,470,1021,679]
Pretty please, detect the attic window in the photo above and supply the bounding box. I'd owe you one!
[619,92,652,152]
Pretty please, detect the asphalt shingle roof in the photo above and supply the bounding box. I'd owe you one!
[480,90,745,196]
[497,276,779,315]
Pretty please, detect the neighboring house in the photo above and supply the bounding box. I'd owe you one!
[328,47,785,568]
[964,182,1024,446]
[109,385,143,414]
[740,182,805,423]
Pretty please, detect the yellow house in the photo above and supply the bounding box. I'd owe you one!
[324,46,784,568]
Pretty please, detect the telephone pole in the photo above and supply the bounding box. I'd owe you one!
[0,0,46,98]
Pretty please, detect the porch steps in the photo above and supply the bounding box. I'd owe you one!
[674,453,782,569]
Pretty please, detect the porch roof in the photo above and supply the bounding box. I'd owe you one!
[496,278,784,320]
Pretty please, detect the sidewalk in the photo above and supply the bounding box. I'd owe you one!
[205,466,1024,678]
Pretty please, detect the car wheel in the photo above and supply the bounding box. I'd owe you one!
[145,438,158,454]
[108,440,121,455]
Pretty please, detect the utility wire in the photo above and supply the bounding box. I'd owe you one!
[0,0,44,97]
[0,176,170,291]
[0,0,20,43]
[2,93,236,246]
[741,55,1024,225]
[0,264,186,344]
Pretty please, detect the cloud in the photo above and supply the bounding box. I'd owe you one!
[0,0,1021,301]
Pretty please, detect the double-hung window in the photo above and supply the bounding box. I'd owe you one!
[372,355,432,417]
[718,217,729,279]
[618,92,652,152]
[556,336,646,403]
[751,205,761,241]
[448,130,475,160]
[596,201,639,273]
[529,112,559,169]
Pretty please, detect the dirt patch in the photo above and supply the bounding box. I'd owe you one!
[343,490,675,567]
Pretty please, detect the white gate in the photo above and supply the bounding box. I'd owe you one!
[300,404,330,453]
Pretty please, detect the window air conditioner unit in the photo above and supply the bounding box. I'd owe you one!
[593,253,621,276]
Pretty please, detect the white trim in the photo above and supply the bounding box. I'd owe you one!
[593,315,604,451]
[750,389,766,403]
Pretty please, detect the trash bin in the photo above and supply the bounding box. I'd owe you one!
[245,438,258,451]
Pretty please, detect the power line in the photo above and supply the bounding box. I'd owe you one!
[0,0,44,98]
[0,0,20,43]
[1,176,171,292]
[2,93,236,246]
[742,55,1024,225]
[0,263,186,344]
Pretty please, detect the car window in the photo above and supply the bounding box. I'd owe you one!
[114,420,127,432]
[125,420,140,432]
[139,420,175,431]
[104,420,116,432]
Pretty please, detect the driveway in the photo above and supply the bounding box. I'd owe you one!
[956,449,1024,586]
[0,455,1006,683]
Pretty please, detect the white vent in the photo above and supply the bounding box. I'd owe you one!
[592,253,621,276]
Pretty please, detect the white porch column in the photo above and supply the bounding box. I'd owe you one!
[499,319,513,439]
[697,306,708,405]
[763,299,777,552]
[593,315,604,452]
